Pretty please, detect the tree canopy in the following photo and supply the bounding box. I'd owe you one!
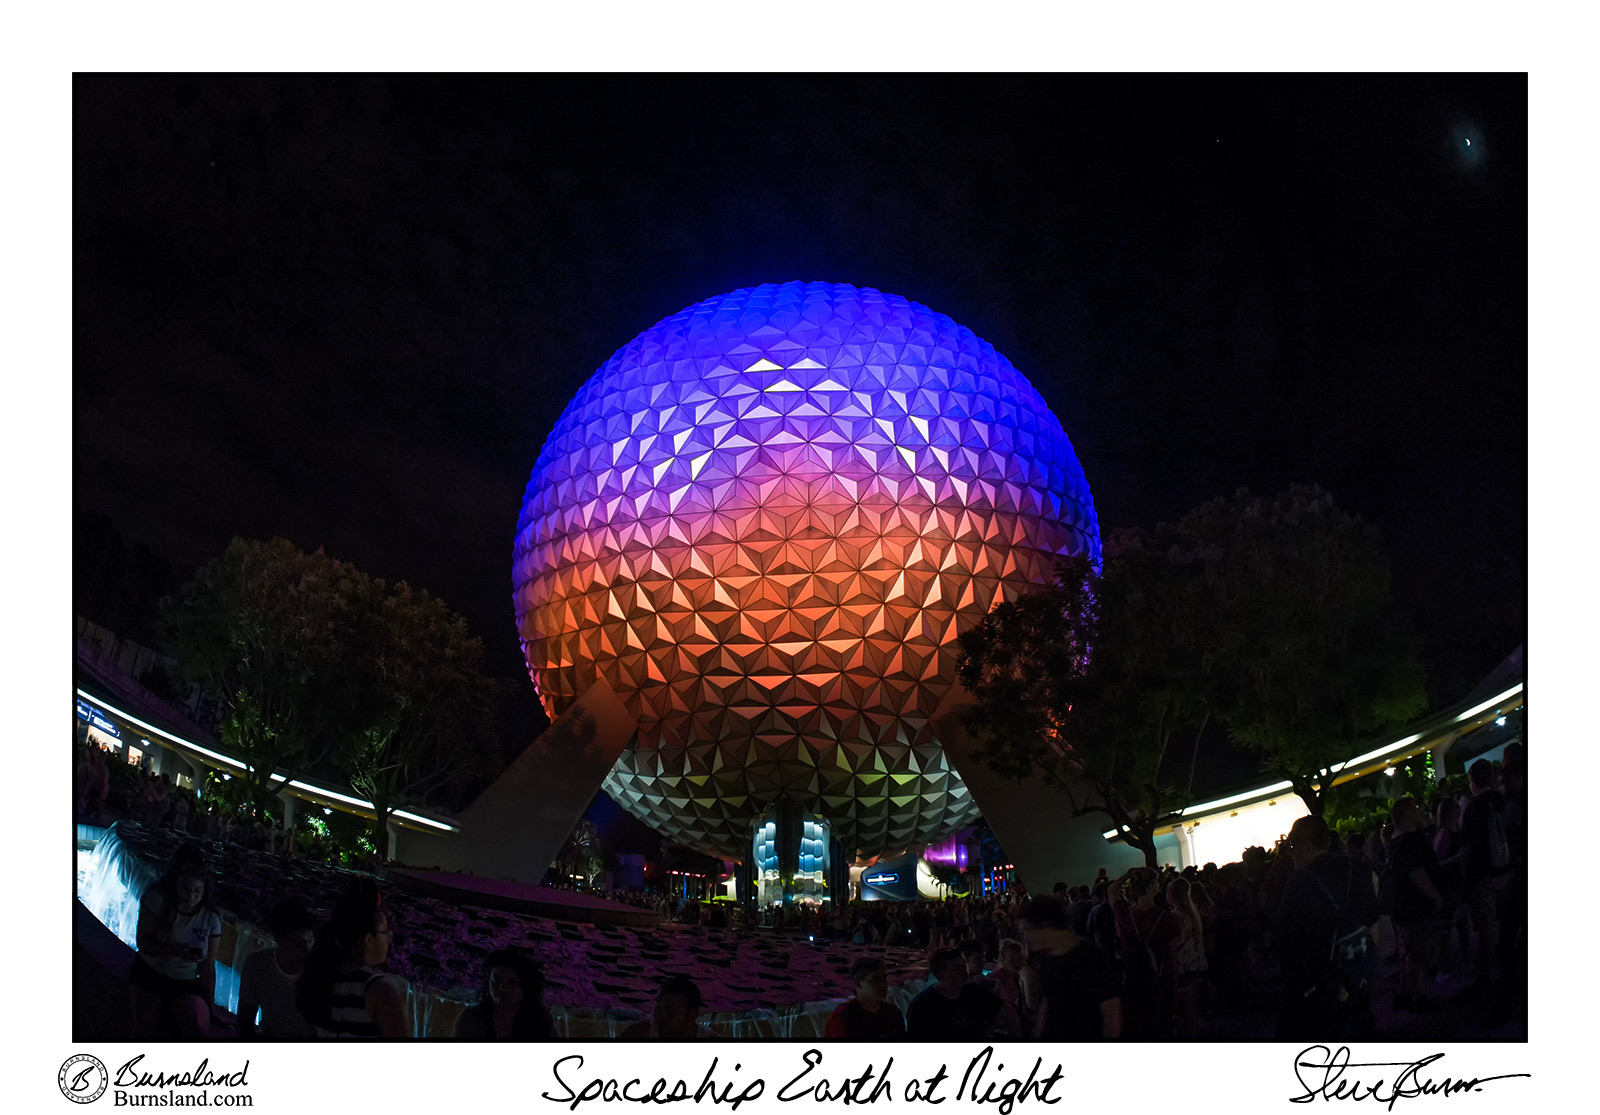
[957,528,1215,868]
[956,485,1429,863]
[162,537,499,850]
[340,578,501,854]
[1183,485,1427,816]
[162,538,368,820]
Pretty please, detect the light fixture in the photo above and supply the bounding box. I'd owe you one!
[1385,767,1397,777]
[1496,716,1507,727]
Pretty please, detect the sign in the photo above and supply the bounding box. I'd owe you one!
[863,871,899,886]
[76,699,120,738]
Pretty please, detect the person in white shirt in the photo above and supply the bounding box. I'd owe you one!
[129,843,222,1038]
[238,900,317,1038]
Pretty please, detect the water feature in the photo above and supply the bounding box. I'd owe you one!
[75,823,244,1015]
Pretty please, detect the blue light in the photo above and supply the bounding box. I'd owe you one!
[76,699,119,737]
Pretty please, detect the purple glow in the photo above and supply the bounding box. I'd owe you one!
[923,834,970,871]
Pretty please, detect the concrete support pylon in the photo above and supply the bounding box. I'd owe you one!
[390,678,638,884]
[931,683,1145,893]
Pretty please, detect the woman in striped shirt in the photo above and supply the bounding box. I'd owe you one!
[297,885,409,1038]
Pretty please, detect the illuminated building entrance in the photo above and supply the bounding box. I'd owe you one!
[752,799,836,911]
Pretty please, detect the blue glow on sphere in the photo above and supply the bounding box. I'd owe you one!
[514,281,1099,859]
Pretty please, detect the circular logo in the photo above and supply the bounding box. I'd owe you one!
[58,1055,108,1104]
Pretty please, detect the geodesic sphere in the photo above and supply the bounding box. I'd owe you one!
[513,282,1099,862]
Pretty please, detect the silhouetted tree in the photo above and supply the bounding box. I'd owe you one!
[340,579,500,858]
[957,528,1216,868]
[162,538,367,819]
[1181,485,1428,817]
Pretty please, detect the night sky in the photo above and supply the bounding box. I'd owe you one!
[74,75,1526,793]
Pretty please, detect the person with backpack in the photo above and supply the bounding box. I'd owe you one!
[1460,759,1510,993]
[1271,815,1380,1041]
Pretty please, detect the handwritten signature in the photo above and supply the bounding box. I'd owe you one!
[1292,1046,1529,1107]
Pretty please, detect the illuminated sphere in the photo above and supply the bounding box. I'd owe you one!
[514,282,1099,861]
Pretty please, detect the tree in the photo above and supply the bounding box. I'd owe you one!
[162,538,367,820]
[557,818,608,888]
[956,529,1217,868]
[1181,486,1428,817]
[340,579,500,858]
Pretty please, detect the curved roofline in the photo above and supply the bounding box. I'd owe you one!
[1100,679,1526,843]
[74,687,460,835]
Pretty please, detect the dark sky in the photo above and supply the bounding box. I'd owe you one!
[74,75,1526,764]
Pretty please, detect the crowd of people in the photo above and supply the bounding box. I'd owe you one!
[113,741,1525,1042]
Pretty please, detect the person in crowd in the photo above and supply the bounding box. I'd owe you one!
[815,905,848,942]
[1241,846,1271,896]
[866,904,890,942]
[1015,896,1120,1039]
[1065,886,1094,938]
[297,883,409,1038]
[1085,880,1117,955]
[905,948,1003,1039]
[958,938,989,984]
[823,956,906,1039]
[1387,796,1447,1012]
[620,977,719,1039]
[152,774,174,827]
[885,911,911,947]
[1431,796,1469,970]
[975,907,1000,958]
[1494,745,1528,1021]
[1460,758,1510,992]
[203,800,225,842]
[1344,829,1370,872]
[990,937,1029,1036]
[238,900,317,1038]
[89,747,111,823]
[1271,815,1379,1040]
[129,842,222,1039]
[1433,798,1463,876]
[1208,862,1255,1001]
[1166,877,1208,1036]
[455,948,554,1039]
[170,788,192,834]
[1111,867,1183,1038]
[1260,839,1297,914]
[1367,828,1388,874]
